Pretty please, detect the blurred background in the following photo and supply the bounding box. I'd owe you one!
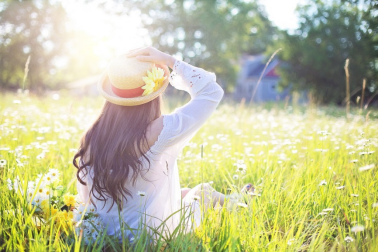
[0,0,377,106]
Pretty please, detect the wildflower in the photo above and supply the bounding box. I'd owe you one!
[141,67,166,96]
[36,153,45,159]
[349,159,358,163]
[137,191,146,197]
[358,164,375,172]
[15,159,24,167]
[42,201,58,219]
[247,192,261,197]
[318,212,328,216]
[47,169,60,182]
[55,210,73,231]
[27,181,35,189]
[87,204,96,213]
[322,208,334,212]
[344,236,354,242]
[0,159,6,167]
[287,238,295,245]
[234,161,247,173]
[26,188,35,199]
[319,180,327,186]
[7,179,12,190]
[372,203,378,208]
[232,175,239,180]
[336,186,345,190]
[351,194,359,197]
[37,187,45,195]
[73,211,83,223]
[351,225,365,233]
[74,203,86,216]
[237,202,248,208]
[192,195,201,201]
[13,176,21,192]
[44,174,53,185]
[63,194,76,207]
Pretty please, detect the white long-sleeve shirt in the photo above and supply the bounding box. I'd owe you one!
[77,60,224,241]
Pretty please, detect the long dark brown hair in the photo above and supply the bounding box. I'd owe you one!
[73,97,162,211]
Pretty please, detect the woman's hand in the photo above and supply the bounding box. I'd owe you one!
[126,47,176,69]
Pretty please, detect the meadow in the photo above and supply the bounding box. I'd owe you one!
[0,93,377,251]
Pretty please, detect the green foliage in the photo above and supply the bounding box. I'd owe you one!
[0,0,69,90]
[0,93,377,251]
[0,0,105,91]
[125,0,277,91]
[274,0,378,104]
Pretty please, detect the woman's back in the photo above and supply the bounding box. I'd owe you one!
[75,49,224,241]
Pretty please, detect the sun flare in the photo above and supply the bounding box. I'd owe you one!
[63,0,149,68]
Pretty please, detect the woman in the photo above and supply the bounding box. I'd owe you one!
[73,47,251,241]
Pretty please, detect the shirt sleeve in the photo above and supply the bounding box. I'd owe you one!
[151,60,224,153]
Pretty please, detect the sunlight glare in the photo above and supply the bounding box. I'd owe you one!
[63,0,149,68]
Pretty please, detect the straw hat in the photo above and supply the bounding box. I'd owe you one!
[98,54,170,106]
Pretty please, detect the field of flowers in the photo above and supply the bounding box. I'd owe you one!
[0,93,377,251]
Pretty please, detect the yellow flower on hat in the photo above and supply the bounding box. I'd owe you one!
[141,67,166,96]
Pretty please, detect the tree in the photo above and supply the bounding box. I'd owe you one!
[117,0,277,91]
[0,0,70,90]
[275,0,377,104]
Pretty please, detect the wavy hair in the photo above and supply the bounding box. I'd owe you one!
[73,97,162,211]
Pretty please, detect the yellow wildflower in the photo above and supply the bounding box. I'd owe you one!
[55,210,73,233]
[141,67,166,96]
[41,200,58,219]
[63,194,76,207]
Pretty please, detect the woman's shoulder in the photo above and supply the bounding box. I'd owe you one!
[146,116,164,149]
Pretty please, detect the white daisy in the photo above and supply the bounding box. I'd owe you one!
[0,159,7,167]
[87,204,96,213]
[351,225,365,233]
[344,236,354,242]
[47,169,60,182]
[192,195,201,201]
[237,202,248,208]
[6,179,12,190]
[319,180,327,186]
[322,208,334,212]
[287,238,296,245]
[358,164,375,172]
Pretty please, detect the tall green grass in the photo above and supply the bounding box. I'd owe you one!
[0,93,377,251]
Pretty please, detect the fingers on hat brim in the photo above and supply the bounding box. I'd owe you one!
[154,64,170,78]
[127,47,150,58]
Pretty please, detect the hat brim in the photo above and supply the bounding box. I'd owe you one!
[98,64,170,106]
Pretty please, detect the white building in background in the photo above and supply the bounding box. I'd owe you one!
[234,54,290,102]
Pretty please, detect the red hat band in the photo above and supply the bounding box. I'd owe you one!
[111,84,144,98]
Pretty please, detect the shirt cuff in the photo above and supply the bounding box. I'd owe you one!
[169,60,216,97]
